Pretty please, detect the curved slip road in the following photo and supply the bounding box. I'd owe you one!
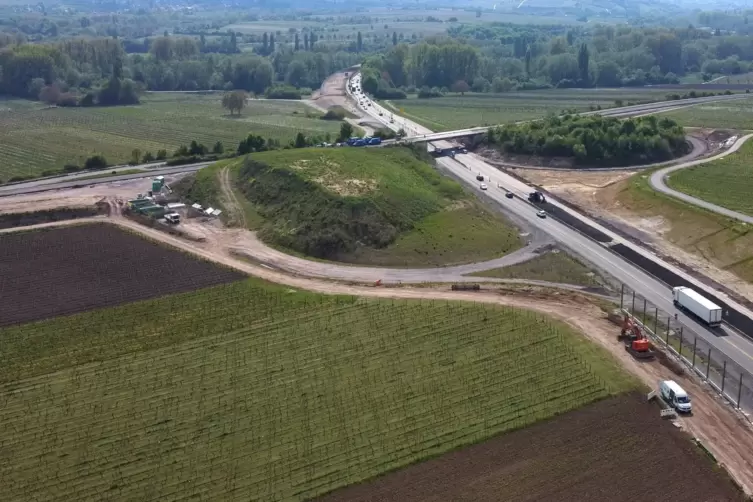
[650,133,753,224]
[229,231,547,284]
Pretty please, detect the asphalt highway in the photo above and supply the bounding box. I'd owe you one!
[0,163,212,198]
[349,73,753,376]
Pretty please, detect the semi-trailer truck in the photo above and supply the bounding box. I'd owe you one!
[672,286,723,327]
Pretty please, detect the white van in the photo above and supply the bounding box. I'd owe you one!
[660,380,692,413]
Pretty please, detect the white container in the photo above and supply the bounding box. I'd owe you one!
[672,286,722,327]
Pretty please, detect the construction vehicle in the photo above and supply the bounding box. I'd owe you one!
[528,191,546,203]
[164,213,180,224]
[618,314,655,359]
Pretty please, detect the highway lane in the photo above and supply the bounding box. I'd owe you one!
[0,163,212,197]
[348,73,753,375]
[650,133,753,225]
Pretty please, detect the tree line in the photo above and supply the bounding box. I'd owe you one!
[484,114,688,167]
[0,34,361,104]
[360,22,753,97]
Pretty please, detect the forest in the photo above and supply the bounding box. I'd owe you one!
[3,6,753,106]
[483,115,688,167]
[361,23,753,97]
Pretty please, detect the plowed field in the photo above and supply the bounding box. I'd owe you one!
[318,393,745,502]
[0,223,244,326]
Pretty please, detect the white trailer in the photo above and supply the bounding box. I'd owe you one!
[672,286,722,327]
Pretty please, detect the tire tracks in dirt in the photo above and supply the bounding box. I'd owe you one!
[218,166,246,228]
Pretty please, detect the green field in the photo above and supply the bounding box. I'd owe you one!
[179,148,523,266]
[470,250,605,287]
[0,277,636,500]
[383,89,674,131]
[0,94,341,179]
[667,137,753,216]
[664,97,753,130]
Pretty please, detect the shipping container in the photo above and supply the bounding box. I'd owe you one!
[672,286,723,327]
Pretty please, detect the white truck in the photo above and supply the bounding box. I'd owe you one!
[672,286,722,327]
[660,380,692,413]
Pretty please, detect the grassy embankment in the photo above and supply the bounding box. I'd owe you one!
[0,275,638,501]
[177,147,523,267]
[666,136,753,217]
[0,94,341,179]
[469,250,606,287]
[611,160,753,282]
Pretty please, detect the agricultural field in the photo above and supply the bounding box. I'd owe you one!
[180,148,523,266]
[0,274,638,500]
[0,223,244,327]
[665,97,753,130]
[469,249,607,287]
[319,392,744,502]
[0,94,342,180]
[383,89,674,131]
[666,138,753,217]
[223,8,595,45]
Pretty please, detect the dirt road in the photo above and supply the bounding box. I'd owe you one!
[306,70,381,136]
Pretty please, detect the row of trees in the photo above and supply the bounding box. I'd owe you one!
[484,115,688,167]
[0,35,362,101]
[360,22,753,95]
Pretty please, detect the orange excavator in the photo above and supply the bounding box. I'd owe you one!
[618,314,655,359]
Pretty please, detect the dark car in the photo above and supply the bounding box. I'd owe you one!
[505,192,514,199]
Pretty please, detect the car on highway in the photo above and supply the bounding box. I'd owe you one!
[378,111,383,116]
[480,183,488,190]
[536,210,547,218]
[505,192,514,199]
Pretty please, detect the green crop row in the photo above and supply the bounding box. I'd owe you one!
[0,278,637,501]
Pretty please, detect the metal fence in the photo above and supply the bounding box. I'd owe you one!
[620,284,753,419]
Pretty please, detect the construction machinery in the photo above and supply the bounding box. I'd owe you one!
[528,191,546,203]
[618,314,655,359]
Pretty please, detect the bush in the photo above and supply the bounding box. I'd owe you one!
[165,155,218,166]
[485,114,687,167]
[417,86,443,98]
[321,109,345,121]
[84,155,108,170]
[265,86,302,100]
[373,128,396,140]
[63,164,82,172]
[374,88,406,100]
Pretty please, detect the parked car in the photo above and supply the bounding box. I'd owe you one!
[536,210,547,218]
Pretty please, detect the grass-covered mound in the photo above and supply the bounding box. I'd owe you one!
[178,147,522,266]
[235,147,521,264]
[485,114,688,167]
